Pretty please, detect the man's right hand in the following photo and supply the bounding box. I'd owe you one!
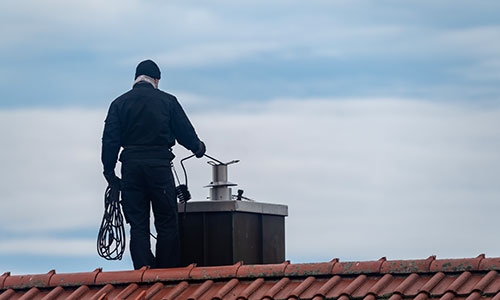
[104,171,121,188]
[194,141,206,158]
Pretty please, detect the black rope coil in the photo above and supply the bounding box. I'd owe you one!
[97,153,213,250]
[176,184,191,203]
[97,185,126,260]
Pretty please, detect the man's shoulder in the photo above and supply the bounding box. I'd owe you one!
[155,89,177,101]
[110,88,134,104]
[109,87,178,107]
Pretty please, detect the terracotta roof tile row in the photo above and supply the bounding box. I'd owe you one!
[3,255,500,300]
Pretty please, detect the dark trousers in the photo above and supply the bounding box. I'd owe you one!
[120,160,180,270]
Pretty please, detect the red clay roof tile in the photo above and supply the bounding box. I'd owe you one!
[418,272,446,294]
[48,268,101,287]
[393,273,420,294]
[4,256,500,300]
[163,281,189,300]
[388,293,404,300]
[0,289,15,300]
[214,278,239,300]
[284,259,337,277]
[341,274,368,296]
[89,283,114,300]
[236,262,290,278]
[65,284,89,300]
[17,287,39,300]
[314,275,341,298]
[472,270,498,292]
[454,275,480,295]
[288,276,315,298]
[3,270,55,289]
[239,277,265,299]
[492,292,500,300]
[142,264,195,283]
[0,273,9,290]
[446,271,472,293]
[144,282,164,300]
[262,277,290,300]
[94,267,146,285]
[332,258,385,275]
[190,262,242,280]
[115,283,139,299]
[381,256,435,274]
[189,279,214,299]
[414,292,430,300]
[430,255,485,273]
[40,285,63,300]
[440,291,455,300]
[481,258,500,271]
[484,275,500,294]
[467,291,482,300]
[368,273,393,294]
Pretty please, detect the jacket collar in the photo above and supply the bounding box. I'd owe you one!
[133,81,155,89]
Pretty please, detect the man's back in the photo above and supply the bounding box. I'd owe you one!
[102,82,201,172]
[115,84,173,147]
[112,83,180,147]
[101,59,205,269]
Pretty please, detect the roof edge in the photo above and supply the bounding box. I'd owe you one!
[2,254,499,290]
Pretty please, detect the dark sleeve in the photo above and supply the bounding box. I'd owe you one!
[101,101,121,174]
[170,97,201,152]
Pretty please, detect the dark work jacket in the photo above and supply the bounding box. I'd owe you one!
[101,82,201,174]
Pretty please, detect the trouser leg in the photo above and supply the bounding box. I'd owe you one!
[145,162,180,268]
[121,162,155,269]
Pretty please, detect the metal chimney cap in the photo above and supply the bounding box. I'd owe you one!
[204,181,238,188]
[179,200,288,216]
[207,159,239,166]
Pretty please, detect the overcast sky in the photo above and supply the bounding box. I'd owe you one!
[1,1,500,274]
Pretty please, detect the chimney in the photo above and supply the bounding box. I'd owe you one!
[178,158,288,266]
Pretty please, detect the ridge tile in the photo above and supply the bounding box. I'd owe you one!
[49,268,101,287]
[142,264,195,283]
[95,267,147,285]
[430,255,485,273]
[3,256,500,300]
[3,270,55,289]
[333,258,386,274]
[236,261,289,278]
[381,256,435,274]
[284,259,338,276]
[189,262,242,280]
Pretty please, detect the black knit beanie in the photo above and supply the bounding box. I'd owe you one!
[135,59,161,79]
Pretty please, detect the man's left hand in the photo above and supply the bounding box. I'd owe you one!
[104,171,121,188]
[194,141,206,158]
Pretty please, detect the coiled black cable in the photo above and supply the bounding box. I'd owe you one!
[98,153,215,247]
[176,154,195,204]
[97,185,126,260]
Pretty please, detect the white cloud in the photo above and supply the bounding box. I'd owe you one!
[437,26,500,57]
[0,238,95,256]
[453,59,500,81]
[0,109,106,232]
[174,98,500,261]
[1,98,499,263]
[154,42,281,67]
[3,0,498,66]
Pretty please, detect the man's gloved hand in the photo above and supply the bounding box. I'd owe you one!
[104,171,121,188]
[194,140,206,158]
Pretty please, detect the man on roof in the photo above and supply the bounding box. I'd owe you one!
[101,59,206,269]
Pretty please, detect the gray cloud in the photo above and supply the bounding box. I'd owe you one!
[2,1,500,107]
[1,97,499,267]
[1,0,500,272]
[0,238,95,256]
